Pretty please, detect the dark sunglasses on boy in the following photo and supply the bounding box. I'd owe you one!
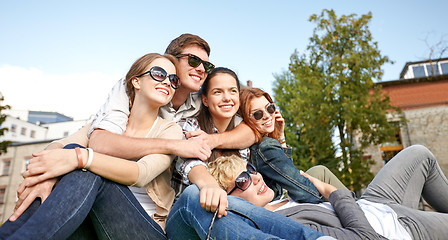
[227,163,257,195]
[176,53,215,73]
[250,103,276,121]
[136,66,180,89]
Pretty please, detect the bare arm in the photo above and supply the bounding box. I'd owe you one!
[186,122,257,150]
[89,129,210,161]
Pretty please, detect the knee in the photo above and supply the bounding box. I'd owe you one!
[306,165,329,176]
[406,144,434,157]
[177,185,200,204]
[407,144,430,153]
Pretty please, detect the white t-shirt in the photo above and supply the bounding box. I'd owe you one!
[127,117,160,216]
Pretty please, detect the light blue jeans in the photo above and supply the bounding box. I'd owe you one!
[0,144,166,240]
[166,185,329,240]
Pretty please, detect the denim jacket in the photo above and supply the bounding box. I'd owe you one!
[250,137,323,203]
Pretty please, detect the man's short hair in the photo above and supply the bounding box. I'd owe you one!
[165,33,211,57]
[208,155,246,191]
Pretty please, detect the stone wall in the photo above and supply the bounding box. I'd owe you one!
[367,105,448,176]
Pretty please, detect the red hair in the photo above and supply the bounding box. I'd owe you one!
[239,88,282,144]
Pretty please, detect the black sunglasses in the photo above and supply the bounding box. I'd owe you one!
[228,163,257,195]
[176,53,215,73]
[136,66,180,89]
[250,103,276,121]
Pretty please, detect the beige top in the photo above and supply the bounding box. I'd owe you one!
[53,119,182,228]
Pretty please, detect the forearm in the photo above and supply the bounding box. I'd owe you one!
[89,129,179,159]
[188,165,220,189]
[210,123,256,150]
[328,189,380,239]
[77,148,139,185]
[45,141,64,150]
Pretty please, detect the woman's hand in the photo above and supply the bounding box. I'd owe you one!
[199,183,228,218]
[10,178,58,221]
[274,110,286,139]
[21,149,79,187]
[299,170,337,199]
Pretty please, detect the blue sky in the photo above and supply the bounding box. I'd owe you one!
[1,0,447,120]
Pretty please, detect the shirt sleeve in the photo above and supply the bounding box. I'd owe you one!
[174,118,207,185]
[133,121,183,187]
[88,78,130,137]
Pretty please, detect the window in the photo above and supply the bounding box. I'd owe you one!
[412,66,425,78]
[379,122,403,165]
[0,186,6,204]
[30,130,36,138]
[441,62,448,75]
[2,159,11,176]
[20,127,26,136]
[425,63,440,76]
[10,124,17,133]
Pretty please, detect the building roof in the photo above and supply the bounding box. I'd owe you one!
[377,75,448,110]
[399,57,448,79]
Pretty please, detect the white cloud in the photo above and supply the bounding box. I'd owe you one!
[0,65,122,120]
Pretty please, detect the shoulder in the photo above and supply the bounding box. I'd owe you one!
[178,117,200,131]
[259,137,281,147]
[154,118,183,139]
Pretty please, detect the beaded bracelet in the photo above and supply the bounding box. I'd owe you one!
[278,137,286,144]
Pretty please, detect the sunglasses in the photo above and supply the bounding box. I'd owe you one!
[228,163,257,195]
[250,103,276,121]
[136,66,180,89]
[176,53,215,73]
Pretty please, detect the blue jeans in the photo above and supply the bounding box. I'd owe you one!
[0,144,166,240]
[166,185,328,240]
[250,137,322,203]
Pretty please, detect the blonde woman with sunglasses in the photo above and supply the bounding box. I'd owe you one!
[0,54,183,239]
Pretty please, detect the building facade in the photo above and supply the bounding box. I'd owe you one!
[0,110,89,223]
[1,110,88,143]
[366,58,448,176]
[0,141,51,223]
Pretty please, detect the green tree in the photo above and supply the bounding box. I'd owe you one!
[273,9,401,191]
[0,93,11,155]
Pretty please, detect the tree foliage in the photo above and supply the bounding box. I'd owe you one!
[0,93,11,155]
[273,9,401,191]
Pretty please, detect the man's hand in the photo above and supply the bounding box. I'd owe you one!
[199,183,228,218]
[185,130,219,150]
[174,137,211,161]
[10,178,57,221]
